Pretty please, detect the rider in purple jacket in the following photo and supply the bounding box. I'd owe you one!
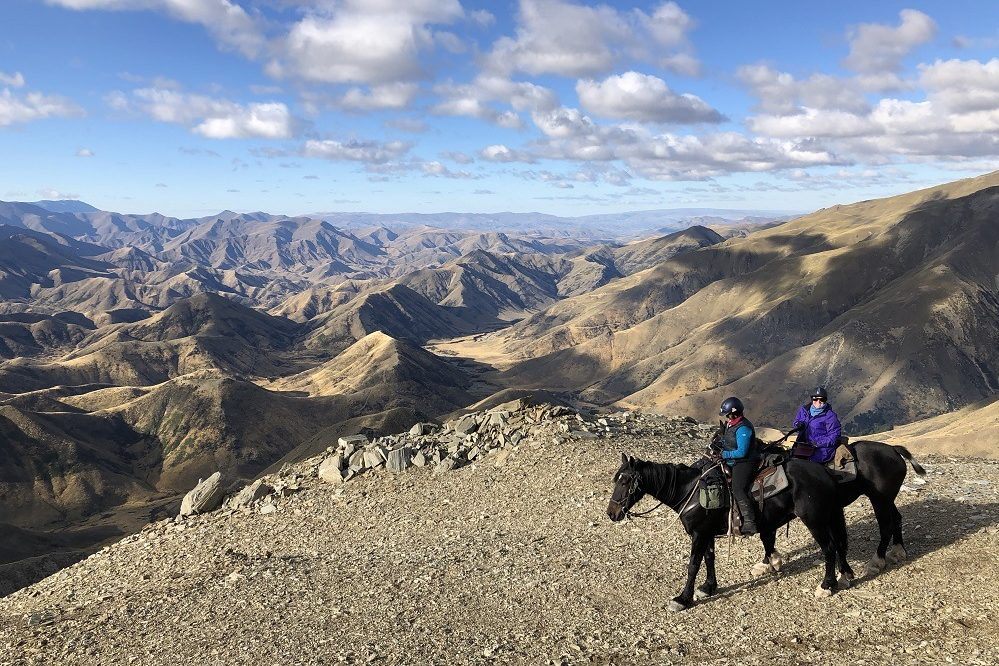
[792,386,842,464]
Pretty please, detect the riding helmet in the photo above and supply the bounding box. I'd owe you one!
[719,396,744,417]
[811,386,829,400]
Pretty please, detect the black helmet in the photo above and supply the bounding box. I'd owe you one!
[719,396,744,417]
[811,386,829,400]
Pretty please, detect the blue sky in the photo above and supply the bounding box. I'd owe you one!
[1,0,997,217]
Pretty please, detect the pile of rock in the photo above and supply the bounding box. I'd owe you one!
[184,399,715,518]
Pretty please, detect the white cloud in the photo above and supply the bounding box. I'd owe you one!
[272,0,464,84]
[76,148,95,157]
[114,87,298,139]
[45,0,265,57]
[303,138,411,163]
[919,58,999,113]
[432,96,523,128]
[440,151,473,164]
[37,188,81,200]
[0,71,25,87]
[576,71,724,124]
[339,83,418,111]
[737,64,870,115]
[843,9,936,77]
[487,0,698,77]
[0,88,84,126]
[420,161,476,178]
[194,102,296,139]
[479,144,536,163]
[432,75,557,127]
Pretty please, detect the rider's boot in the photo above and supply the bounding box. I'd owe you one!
[735,496,759,536]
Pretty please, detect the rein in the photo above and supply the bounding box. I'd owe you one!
[617,462,722,521]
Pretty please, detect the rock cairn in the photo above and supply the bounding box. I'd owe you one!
[196,398,714,518]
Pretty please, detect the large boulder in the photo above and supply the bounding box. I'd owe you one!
[179,472,225,517]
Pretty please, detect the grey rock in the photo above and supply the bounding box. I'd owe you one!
[454,415,479,435]
[231,479,273,509]
[179,472,225,517]
[338,434,369,449]
[409,422,436,436]
[412,451,427,467]
[386,447,412,473]
[363,448,385,469]
[319,455,345,484]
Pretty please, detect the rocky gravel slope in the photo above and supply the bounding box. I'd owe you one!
[2,408,998,665]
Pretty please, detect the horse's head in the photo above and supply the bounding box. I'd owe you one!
[607,453,647,522]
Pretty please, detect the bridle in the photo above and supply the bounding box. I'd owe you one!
[610,465,678,519]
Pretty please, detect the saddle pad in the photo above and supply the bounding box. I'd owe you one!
[751,464,789,502]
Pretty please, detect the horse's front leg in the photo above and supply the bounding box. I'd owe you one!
[670,534,709,611]
[695,541,717,600]
[752,529,779,577]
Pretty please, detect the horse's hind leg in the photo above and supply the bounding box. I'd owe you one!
[752,530,779,577]
[887,505,907,564]
[695,542,717,600]
[864,496,894,577]
[671,534,709,611]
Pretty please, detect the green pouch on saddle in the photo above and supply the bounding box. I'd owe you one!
[699,482,728,510]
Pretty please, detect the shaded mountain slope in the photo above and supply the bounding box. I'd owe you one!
[499,172,999,431]
[273,331,475,412]
[301,283,474,354]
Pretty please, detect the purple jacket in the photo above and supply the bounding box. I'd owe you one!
[792,404,842,463]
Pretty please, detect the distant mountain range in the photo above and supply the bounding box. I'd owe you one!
[0,178,995,593]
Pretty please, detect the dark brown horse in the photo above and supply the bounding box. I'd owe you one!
[607,453,854,611]
[744,429,926,579]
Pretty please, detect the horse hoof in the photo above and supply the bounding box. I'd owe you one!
[694,586,714,601]
[864,556,886,577]
[814,584,834,599]
[751,562,775,577]
[668,599,689,612]
[887,544,907,564]
[769,552,784,572]
[837,572,853,589]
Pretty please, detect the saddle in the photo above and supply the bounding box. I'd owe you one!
[695,451,790,511]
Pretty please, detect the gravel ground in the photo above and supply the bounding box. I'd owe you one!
[2,414,998,665]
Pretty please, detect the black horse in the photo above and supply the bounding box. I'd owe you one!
[607,453,854,611]
[747,429,926,579]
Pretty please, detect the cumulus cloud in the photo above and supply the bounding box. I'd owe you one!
[741,54,999,162]
[0,88,84,126]
[737,64,870,115]
[843,9,936,78]
[0,71,25,87]
[919,58,999,113]
[271,0,464,84]
[302,138,411,163]
[432,75,558,127]
[420,161,476,178]
[479,144,536,163]
[76,148,95,157]
[339,83,418,111]
[487,0,698,77]
[45,0,265,57]
[576,71,724,124]
[111,87,299,139]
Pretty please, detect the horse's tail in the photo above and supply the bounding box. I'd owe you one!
[892,445,926,477]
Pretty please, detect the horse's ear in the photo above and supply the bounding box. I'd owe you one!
[718,419,725,429]
[620,452,628,466]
